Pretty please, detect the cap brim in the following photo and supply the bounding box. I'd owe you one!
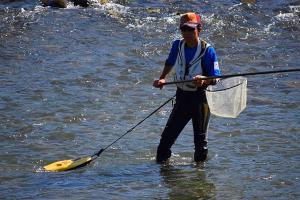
[180,23,198,28]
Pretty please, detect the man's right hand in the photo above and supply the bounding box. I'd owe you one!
[153,79,166,89]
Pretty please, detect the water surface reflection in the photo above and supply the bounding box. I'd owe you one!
[160,164,216,200]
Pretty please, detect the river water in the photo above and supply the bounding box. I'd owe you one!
[1,0,299,199]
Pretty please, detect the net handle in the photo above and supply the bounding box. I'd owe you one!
[206,81,244,92]
[163,68,300,86]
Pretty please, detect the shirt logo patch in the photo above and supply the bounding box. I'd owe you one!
[214,61,219,70]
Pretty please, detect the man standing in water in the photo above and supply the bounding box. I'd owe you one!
[153,12,221,163]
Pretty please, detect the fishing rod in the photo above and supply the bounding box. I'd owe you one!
[43,95,175,172]
[43,68,299,172]
[163,68,300,85]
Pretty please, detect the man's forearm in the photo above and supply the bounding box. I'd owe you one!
[159,63,173,79]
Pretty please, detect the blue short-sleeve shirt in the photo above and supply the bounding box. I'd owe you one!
[165,39,221,76]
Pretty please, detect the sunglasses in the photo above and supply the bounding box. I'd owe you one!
[180,26,196,32]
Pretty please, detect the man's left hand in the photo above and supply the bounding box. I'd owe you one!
[194,75,209,87]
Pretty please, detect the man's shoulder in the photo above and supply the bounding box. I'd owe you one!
[200,39,214,49]
[199,40,215,53]
[169,39,182,54]
[172,39,182,48]
[205,45,216,55]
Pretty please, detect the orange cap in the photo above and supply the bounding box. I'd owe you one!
[180,12,202,28]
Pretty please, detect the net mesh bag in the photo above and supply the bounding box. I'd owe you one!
[206,77,247,118]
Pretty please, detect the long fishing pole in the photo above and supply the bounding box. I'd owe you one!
[92,94,176,157]
[163,68,300,86]
[43,95,175,172]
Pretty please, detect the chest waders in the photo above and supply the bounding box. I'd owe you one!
[156,40,211,163]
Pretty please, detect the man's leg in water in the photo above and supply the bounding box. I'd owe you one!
[156,104,190,163]
[192,102,210,162]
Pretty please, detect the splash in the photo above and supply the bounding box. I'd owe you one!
[289,5,300,13]
[95,2,129,16]
[33,159,46,173]
[275,11,297,21]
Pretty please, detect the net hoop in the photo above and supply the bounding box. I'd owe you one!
[206,77,247,118]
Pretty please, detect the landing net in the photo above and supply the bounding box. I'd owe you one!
[206,77,247,118]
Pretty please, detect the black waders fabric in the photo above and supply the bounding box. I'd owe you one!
[156,88,210,163]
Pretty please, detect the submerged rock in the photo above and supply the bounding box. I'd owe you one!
[40,0,108,8]
[41,0,68,8]
[240,0,256,4]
